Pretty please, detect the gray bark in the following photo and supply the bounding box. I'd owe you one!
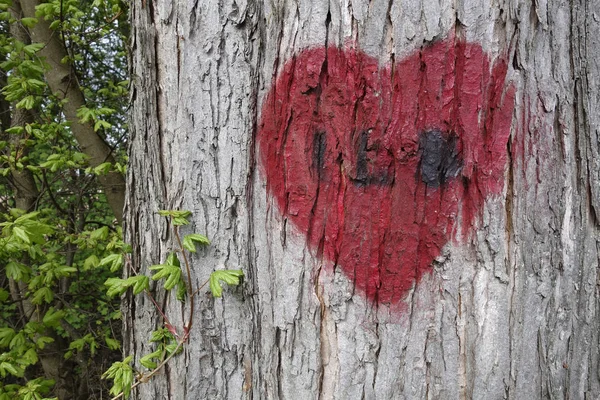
[125,0,600,399]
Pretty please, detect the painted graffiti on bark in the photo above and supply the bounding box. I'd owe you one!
[258,37,515,305]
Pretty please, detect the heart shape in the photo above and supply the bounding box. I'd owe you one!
[258,38,515,304]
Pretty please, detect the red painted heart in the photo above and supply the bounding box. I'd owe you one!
[258,37,515,304]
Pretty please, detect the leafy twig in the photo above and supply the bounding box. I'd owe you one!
[109,340,184,400]
[103,210,243,399]
[171,220,194,333]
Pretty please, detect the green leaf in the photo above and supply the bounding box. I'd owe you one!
[165,252,180,267]
[0,328,15,347]
[150,328,174,343]
[23,321,42,336]
[105,275,148,297]
[93,162,112,175]
[130,275,149,295]
[18,377,55,398]
[157,210,191,218]
[176,281,187,301]
[182,233,210,253]
[6,261,28,281]
[90,226,109,240]
[90,338,98,356]
[164,343,182,356]
[4,126,24,135]
[94,119,112,131]
[15,95,35,110]
[68,337,85,352]
[97,107,116,115]
[105,336,120,350]
[0,361,24,377]
[157,209,191,225]
[209,269,244,298]
[31,287,53,304]
[102,356,134,399]
[83,254,100,270]
[172,217,189,226]
[26,78,46,88]
[35,336,54,350]
[12,226,30,243]
[139,348,162,369]
[20,17,38,28]
[23,348,39,365]
[76,106,95,123]
[150,264,181,291]
[55,265,77,276]
[14,210,40,223]
[42,308,64,327]
[99,253,123,272]
[104,277,128,297]
[9,332,25,348]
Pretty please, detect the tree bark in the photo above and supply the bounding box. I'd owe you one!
[125,0,600,399]
[4,2,37,213]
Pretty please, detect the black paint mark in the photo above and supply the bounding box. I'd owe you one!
[418,129,462,187]
[351,130,392,187]
[354,130,370,184]
[312,130,327,177]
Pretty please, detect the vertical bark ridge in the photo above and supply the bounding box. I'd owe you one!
[126,0,600,398]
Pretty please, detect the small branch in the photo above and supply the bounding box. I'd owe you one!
[145,290,174,335]
[107,213,219,398]
[109,340,185,400]
[79,11,123,37]
[124,254,137,276]
[190,278,210,299]
[123,255,175,334]
[84,219,118,231]
[171,220,195,332]
[40,169,68,216]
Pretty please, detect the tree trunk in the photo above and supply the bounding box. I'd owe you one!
[125,0,600,399]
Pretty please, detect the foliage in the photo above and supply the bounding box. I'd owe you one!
[102,211,244,399]
[209,269,244,298]
[0,208,126,398]
[101,356,133,399]
[0,0,129,397]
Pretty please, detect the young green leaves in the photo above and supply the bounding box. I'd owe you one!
[101,356,134,399]
[182,233,209,253]
[209,270,244,298]
[105,276,149,298]
[103,210,245,399]
[150,253,183,291]
[157,209,191,226]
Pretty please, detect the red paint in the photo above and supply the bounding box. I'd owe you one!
[258,37,515,304]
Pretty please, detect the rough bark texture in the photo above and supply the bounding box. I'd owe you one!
[125,0,600,399]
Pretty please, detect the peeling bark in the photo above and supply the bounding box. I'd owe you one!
[126,0,600,399]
